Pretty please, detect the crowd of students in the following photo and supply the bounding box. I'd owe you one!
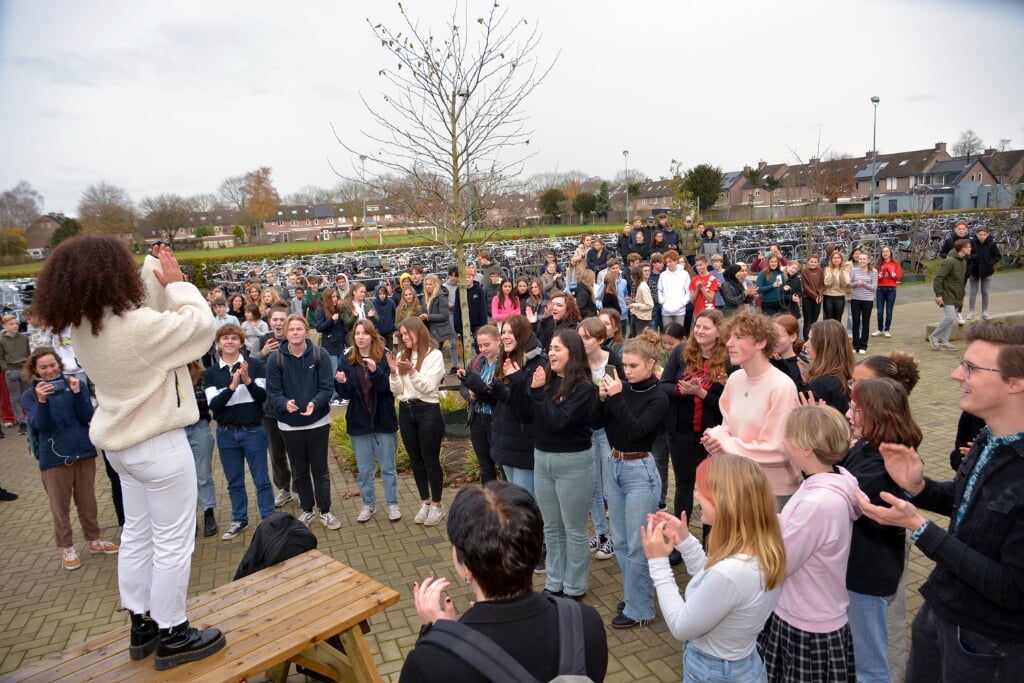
[4,220,1017,679]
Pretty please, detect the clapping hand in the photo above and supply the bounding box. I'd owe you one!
[531,365,547,388]
[412,576,457,626]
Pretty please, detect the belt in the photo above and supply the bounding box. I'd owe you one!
[221,421,262,430]
[611,449,648,461]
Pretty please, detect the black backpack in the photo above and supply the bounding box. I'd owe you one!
[233,511,318,581]
[418,595,594,683]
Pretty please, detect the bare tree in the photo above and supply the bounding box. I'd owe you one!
[283,185,338,206]
[218,175,247,212]
[189,193,223,213]
[140,193,193,246]
[336,1,555,271]
[78,182,135,236]
[953,128,984,158]
[0,181,44,230]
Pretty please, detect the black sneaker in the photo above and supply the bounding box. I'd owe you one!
[541,588,563,599]
[17,423,26,435]
[448,366,459,375]
[611,613,650,629]
[0,487,17,502]
[534,544,547,574]
[202,509,218,537]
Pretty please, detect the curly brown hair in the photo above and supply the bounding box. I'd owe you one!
[34,235,145,335]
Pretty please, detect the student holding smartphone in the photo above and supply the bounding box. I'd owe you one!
[592,328,668,629]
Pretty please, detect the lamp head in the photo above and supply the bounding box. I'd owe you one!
[871,95,880,105]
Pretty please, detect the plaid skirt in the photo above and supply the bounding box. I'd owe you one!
[757,612,855,683]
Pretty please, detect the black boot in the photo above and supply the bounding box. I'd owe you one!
[202,508,218,537]
[154,620,226,670]
[128,611,159,660]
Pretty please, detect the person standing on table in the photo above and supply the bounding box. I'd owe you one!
[32,236,225,670]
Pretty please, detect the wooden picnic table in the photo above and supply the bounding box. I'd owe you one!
[5,549,400,682]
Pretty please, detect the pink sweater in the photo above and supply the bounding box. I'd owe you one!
[491,295,520,323]
[704,366,799,496]
[774,467,862,632]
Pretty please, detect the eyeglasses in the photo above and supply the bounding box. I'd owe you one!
[959,356,1000,379]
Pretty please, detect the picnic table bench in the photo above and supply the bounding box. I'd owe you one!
[6,549,400,683]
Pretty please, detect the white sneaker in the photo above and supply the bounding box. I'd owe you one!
[423,504,445,526]
[871,330,882,337]
[966,312,975,321]
[387,504,402,522]
[595,536,615,560]
[883,331,891,338]
[297,510,315,526]
[274,489,293,507]
[958,314,966,325]
[320,511,341,530]
[357,505,375,523]
[982,312,992,320]
[414,503,431,524]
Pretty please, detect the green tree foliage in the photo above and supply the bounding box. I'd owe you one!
[762,176,781,219]
[50,217,81,248]
[684,164,725,212]
[0,228,27,259]
[594,182,610,220]
[539,188,566,222]
[572,191,596,223]
[193,225,215,238]
[233,225,246,242]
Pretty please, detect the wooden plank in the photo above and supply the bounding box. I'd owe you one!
[6,550,400,683]
[34,561,349,683]
[337,624,386,683]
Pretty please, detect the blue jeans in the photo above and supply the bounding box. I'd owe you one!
[932,304,958,344]
[875,287,897,332]
[534,447,595,597]
[351,432,399,507]
[845,299,853,334]
[907,602,1024,682]
[590,429,610,537]
[605,454,660,621]
[216,424,275,524]
[329,354,340,401]
[847,589,891,683]
[184,420,216,511]
[503,465,535,497]
[684,644,767,683]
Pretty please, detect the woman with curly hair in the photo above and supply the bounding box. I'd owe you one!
[660,309,729,523]
[533,291,581,352]
[32,236,224,670]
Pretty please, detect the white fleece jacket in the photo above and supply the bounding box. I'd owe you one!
[71,256,216,452]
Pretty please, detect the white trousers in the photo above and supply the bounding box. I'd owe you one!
[106,429,197,628]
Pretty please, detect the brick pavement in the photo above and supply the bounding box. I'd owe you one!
[0,270,1021,681]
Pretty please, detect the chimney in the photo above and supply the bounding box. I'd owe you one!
[983,148,996,156]
[742,165,751,173]
[866,151,873,159]
[809,158,819,165]
[935,142,947,154]
[758,160,767,170]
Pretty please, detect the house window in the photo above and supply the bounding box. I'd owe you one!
[886,177,898,190]
[888,199,898,212]
[291,219,298,227]
[306,219,311,225]
[773,189,780,196]
[314,218,319,225]
[933,197,944,211]
[753,189,761,197]
[277,220,283,226]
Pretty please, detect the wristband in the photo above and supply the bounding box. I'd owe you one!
[910,520,931,542]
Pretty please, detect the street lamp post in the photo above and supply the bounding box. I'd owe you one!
[623,150,630,222]
[870,95,880,217]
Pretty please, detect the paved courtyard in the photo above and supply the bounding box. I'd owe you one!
[0,270,1021,682]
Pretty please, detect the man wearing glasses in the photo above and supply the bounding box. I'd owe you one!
[859,321,1024,680]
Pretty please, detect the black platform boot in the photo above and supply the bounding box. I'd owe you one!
[203,508,218,537]
[128,611,159,660]
[154,620,226,670]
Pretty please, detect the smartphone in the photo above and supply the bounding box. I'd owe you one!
[604,365,617,380]
[48,378,67,393]
[798,351,809,364]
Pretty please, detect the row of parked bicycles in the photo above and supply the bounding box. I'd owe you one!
[194,213,1020,294]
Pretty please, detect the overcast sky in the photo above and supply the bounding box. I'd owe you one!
[1,0,1022,216]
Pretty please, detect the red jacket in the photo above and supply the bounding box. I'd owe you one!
[877,260,901,288]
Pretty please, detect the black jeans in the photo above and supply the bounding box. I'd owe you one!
[801,297,821,337]
[851,299,874,351]
[651,430,670,508]
[823,294,846,322]
[279,424,332,513]
[468,412,498,484]
[908,602,1024,682]
[262,415,292,492]
[669,430,708,519]
[399,400,446,503]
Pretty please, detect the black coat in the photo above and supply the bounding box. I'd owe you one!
[968,237,1001,279]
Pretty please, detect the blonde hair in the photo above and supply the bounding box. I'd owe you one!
[784,404,851,466]
[698,454,786,589]
[423,274,443,310]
